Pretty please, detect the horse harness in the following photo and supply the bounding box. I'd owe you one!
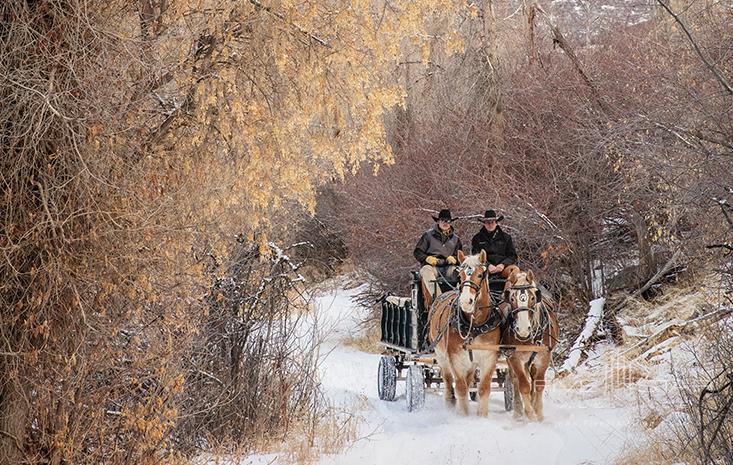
[454,295,503,344]
[422,267,500,353]
[455,265,504,343]
[425,270,553,356]
[503,283,553,347]
[421,291,457,354]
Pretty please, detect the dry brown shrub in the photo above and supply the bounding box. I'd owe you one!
[607,366,649,390]
[614,440,675,465]
[615,320,733,465]
[342,321,382,354]
[198,399,366,465]
[175,240,324,454]
[280,400,366,464]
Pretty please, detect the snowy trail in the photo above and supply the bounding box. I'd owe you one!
[311,285,638,465]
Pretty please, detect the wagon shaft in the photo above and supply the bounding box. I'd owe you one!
[466,342,549,352]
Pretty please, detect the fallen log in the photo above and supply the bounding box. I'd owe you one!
[623,307,733,360]
[558,297,605,375]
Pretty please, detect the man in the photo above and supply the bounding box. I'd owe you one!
[471,209,519,279]
[413,209,463,306]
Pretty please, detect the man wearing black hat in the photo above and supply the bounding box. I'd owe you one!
[413,209,463,306]
[471,209,518,279]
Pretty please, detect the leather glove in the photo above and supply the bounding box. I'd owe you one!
[446,256,457,265]
[425,256,439,266]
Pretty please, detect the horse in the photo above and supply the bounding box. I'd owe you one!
[501,269,559,421]
[427,249,503,416]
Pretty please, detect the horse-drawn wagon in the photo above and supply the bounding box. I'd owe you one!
[377,270,515,412]
[377,250,558,421]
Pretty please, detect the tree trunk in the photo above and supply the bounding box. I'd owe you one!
[481,0,504,143]
[0,377,27,465]
[629,207,655,284]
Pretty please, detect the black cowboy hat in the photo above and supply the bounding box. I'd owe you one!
[432,209,454,222]
[482,209,504,222]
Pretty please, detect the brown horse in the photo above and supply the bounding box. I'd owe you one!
[501,270,559,421]
[428,250,502,416]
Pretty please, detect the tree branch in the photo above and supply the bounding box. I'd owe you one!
[607,248,684,321]
[699,372,733,465]
[655,0,733,96]
[249,0,330,48]
[533,3,612,116]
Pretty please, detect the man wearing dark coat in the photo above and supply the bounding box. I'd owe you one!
[413,209,463,304]
[471,209,519,279]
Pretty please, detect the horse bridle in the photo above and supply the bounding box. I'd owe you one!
[459,263,499,317]
[459,264,487,292]
[455,263,489,340]
[506,283,543,342]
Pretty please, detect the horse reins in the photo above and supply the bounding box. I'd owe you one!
[435,266,458,292]
[422,292,457,355]
[420,265,463,353]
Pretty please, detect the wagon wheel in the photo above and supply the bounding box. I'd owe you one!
[405,365,425,412]
[378,356,397,401]
[503,369,514,412]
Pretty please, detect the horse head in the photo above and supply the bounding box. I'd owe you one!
[457,249,487,314]
[503,269,542,341]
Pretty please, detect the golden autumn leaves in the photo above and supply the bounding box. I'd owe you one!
[148,0,476,239]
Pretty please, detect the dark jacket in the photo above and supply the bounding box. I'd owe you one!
[414,226,463,265]
[471,226,517,266]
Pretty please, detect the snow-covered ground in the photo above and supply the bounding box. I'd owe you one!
[225,281,646,465]
[312,284,639,465]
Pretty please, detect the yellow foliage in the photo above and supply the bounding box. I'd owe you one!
[421,42,431,63]
[445,30,465,55]
[141,0,474,239]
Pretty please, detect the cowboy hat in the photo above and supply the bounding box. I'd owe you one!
[482,209,504,222]
[432,209,454,222]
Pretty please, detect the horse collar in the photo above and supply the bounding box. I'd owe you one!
[454,303,501,342]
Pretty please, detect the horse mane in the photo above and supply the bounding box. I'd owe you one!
[461,253,483,268]
[511,271,535,288]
